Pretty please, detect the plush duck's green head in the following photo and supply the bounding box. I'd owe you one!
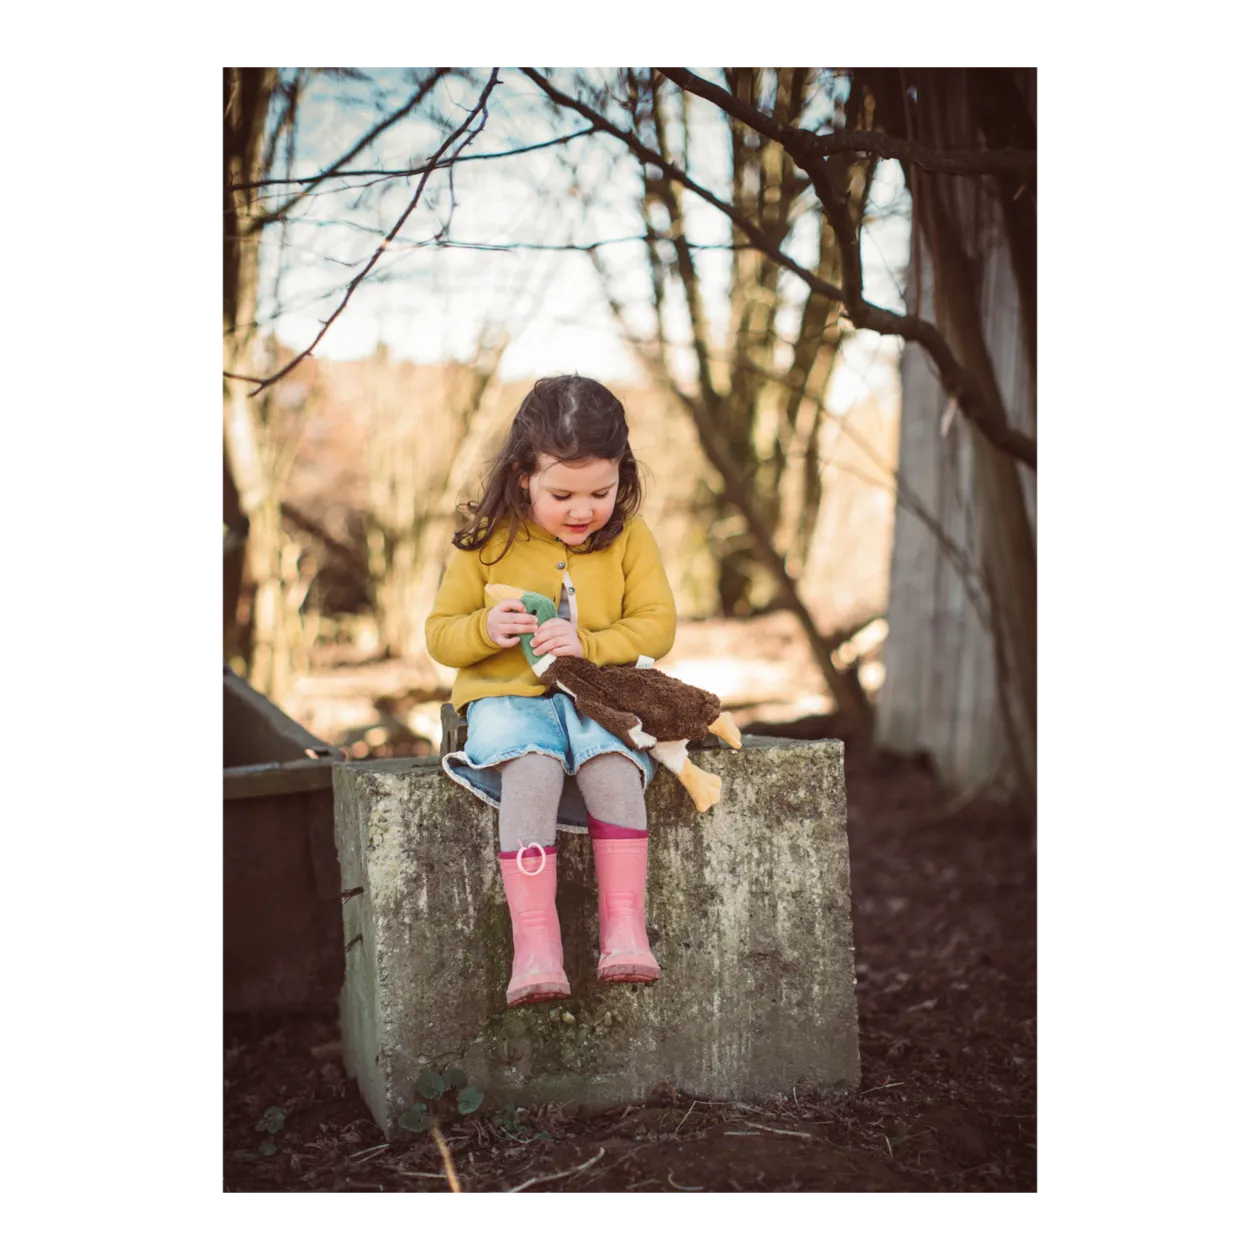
[486,583,560,676]
[518,590,559,674]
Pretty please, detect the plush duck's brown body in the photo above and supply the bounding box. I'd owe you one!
[486,583,741,811]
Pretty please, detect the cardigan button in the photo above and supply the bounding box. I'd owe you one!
[555,561,565,569]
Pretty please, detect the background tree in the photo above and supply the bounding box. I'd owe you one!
[523,67,1036,803]
[223,67,277,674]
[222,67,499,693]
[859,68,1037,804]
[591,69,852,617]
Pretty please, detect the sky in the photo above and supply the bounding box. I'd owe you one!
[253,68,912,411]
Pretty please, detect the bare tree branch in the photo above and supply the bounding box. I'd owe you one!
[519,69,850,308]
[730,353,992,631]
[657,67,1035,178]
[227,71,502,396]
[652,68,1036,470]
[674,386,870,719]
[281,502,369,577]
[586,238,865,719]
[234,126,599,191]
[248,64,451,231]
[525,70,1034,471]
[812,126,1035,177]
[431,234,762,253]
[644,76,726,433]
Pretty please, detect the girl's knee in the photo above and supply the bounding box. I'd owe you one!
[499,753,565,815]
[577,751,642,786]
[575,753,648,831]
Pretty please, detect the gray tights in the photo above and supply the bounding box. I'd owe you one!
[497,752,647,851]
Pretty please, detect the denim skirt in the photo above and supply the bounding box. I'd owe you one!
[441,692,656,833]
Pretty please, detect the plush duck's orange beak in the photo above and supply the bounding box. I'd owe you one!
[486,583,527,603]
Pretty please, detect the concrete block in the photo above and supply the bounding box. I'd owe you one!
[334,737,859,1136]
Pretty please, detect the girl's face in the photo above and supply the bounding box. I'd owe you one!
[521,454,619,544]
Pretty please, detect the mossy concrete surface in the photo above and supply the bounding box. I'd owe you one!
[333,737,859,1137]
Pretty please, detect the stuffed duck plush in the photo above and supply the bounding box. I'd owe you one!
[485,583,742,812]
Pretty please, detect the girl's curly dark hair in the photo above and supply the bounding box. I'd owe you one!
[453,374,643,562]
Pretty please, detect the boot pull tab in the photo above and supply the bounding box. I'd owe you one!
[516,842,548,877]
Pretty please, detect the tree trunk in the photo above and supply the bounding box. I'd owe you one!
[870,67,1037,809]
[223,68,292,698]
[367,343,507,664]
[914,76,1036,805]
[634,69,839,617]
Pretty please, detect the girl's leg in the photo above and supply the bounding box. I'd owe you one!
[497,753,565,851]
[495,753,569,1005]
[575,753,660,984]
[573,751,647,830]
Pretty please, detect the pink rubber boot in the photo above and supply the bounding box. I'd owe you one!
[498,844,571,1006]
[589,817,661,983]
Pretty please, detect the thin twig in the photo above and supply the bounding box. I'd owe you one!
[891,1131,933,1145]
[252,69,448,226]
[745,1121,815,1140]
[430,1124,462,1193]
[234,125,599,190]
[588,1151,639,1179]
[674,1100,697,1134]
[667,1171,704,1191]
[440,233,755,253]
[504,1147,605,1193]
[394,1169,449,1179]
[231,71,500,396]
[349,1142,390,1162]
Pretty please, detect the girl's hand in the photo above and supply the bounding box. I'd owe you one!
[531,617,583,659]
[486,599,538,648]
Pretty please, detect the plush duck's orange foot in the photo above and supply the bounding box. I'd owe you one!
[708,711,742,749]
[677,758,722,812]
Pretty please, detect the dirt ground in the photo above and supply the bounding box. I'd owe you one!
[223,744,1035,1193]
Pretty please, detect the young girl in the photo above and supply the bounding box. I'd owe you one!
[425,374,677,1008]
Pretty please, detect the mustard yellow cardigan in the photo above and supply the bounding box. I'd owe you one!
[426,514,677,712]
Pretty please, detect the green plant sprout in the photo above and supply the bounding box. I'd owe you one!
[399,1066,483,1133]
[491,1102,554,1142]
[254,1105,286,1157]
